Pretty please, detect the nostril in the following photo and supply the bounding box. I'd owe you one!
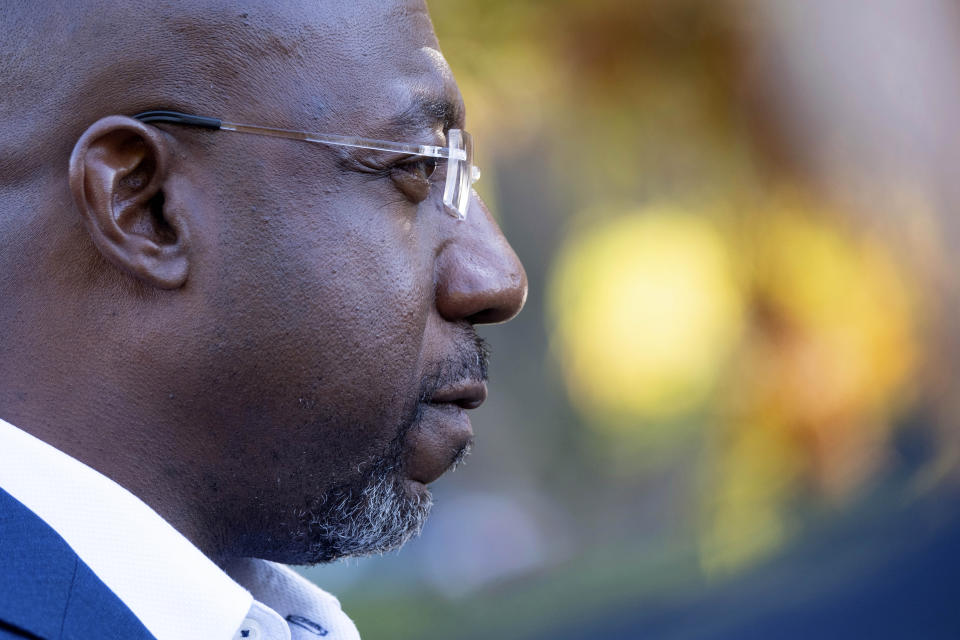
[467,307,501,325]
[467,280,527,325]
[435,260,527,324]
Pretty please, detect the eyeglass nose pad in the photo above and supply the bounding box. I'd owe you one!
[471,166,481,183]
[451,194,468,221]
[444,196,467,221]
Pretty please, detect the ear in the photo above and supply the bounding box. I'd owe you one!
[69,115,189,289]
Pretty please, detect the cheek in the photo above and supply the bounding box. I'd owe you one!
[302,241,431,408]
[298,192,433,404]
[201,188,435,466]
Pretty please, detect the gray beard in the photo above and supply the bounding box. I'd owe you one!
[306,457,433,562]
[296,432,472,563]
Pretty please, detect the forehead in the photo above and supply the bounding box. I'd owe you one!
[209,0,460,135]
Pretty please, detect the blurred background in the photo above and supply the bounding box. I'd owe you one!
[301,1,960,637]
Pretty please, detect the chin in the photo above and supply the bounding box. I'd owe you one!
[274,467,435,565]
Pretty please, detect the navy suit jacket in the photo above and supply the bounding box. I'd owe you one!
[0,487,154,640]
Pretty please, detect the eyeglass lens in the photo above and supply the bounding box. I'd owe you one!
[442,129,476,220]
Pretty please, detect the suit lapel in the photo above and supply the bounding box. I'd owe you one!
[0,488,155,640]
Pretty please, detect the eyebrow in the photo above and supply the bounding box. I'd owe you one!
[387,93,464,139]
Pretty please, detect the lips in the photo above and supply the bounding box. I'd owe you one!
[428,381,488,409]
[404,381,487,485]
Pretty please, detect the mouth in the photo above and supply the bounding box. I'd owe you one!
[404,380,487,486]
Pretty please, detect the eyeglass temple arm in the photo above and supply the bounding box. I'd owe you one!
[131,110,462,161]
[133,110,222,129]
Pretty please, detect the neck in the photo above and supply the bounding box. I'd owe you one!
[0,360,229,565]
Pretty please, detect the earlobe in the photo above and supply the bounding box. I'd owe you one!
[69,115,189,289]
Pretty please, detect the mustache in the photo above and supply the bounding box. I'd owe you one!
[418,327,490,404]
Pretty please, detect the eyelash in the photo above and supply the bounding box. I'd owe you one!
[386,156,441,205]
[349,154,441,206]
[394,156,438,181]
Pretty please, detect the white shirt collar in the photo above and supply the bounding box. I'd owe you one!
[0,418,360,640]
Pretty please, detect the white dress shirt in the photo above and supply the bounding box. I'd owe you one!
[0,417,360,640]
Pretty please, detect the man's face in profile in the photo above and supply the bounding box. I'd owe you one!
[0,0,525,568]
[162,0,527,564]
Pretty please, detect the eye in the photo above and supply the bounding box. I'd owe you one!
[399,157,437,180]
[390,157,439,203]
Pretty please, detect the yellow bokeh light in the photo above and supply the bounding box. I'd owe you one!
[549,206,745,428]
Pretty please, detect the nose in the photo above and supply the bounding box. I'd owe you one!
[435,193,528,324]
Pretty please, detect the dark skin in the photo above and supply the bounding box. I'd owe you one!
[0,1,526,565]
